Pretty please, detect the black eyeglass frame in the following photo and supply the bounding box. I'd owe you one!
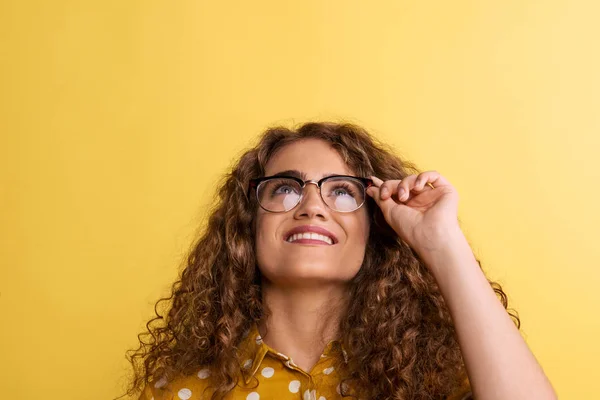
[247,174,374,213]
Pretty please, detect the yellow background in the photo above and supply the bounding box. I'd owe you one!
[1,1,598,399]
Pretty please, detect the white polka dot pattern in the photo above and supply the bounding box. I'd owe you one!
[178,388,192,400]
[153,376,167,388]
[336,382,349,395]
[246,392,260,400]
[261,366,275,378]
[303,389,316,400]
[288,380,301,393]
[145,322,352,399]
[197,368,210,379]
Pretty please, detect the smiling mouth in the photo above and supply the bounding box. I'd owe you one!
[285,232,334,245]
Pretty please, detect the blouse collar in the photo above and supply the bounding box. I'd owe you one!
[238,322,348,385]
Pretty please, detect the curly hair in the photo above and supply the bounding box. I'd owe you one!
[118,121,520,400]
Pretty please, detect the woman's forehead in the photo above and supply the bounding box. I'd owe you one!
[265,139,355,177]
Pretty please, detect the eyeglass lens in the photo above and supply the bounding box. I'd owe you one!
[256,177,366,212]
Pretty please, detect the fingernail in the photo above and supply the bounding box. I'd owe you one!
[381,187,389,197]
[399,188,406,198]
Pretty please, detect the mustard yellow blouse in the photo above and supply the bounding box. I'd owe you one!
[138,323,472,400]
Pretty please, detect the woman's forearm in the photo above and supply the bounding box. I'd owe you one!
[420,227,557,400]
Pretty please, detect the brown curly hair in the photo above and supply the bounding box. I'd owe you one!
[118,121,520,400]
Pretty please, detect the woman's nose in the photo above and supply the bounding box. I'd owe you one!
[294,182,327,216]
[302,182,323,203]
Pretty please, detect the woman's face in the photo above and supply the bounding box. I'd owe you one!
[255,138,370,287]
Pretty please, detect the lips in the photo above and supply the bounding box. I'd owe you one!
[284,225,338,244]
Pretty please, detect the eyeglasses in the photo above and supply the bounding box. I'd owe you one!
[248,174,373,213]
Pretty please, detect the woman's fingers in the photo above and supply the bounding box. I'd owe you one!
[402,171,438,197]
[370,172,439,202]
[396,175,420,201]
[370,176,404,201]
[413,171,451,190]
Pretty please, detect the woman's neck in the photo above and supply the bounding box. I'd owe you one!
[257,282,348,373]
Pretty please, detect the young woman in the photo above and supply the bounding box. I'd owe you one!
[122,122,557,400]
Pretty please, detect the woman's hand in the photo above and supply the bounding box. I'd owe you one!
[366,172,559,400]
[366,171,462,256]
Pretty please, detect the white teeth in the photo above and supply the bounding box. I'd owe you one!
[286,232,333,245]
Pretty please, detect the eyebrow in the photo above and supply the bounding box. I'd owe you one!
[271,170,342,180]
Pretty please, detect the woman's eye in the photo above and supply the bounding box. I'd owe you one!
[275,185,294,194]
[332,185,356,197]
